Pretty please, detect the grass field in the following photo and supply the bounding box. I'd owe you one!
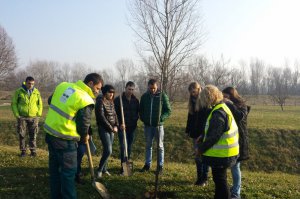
[0,99,300,198]
[0,145,299,199]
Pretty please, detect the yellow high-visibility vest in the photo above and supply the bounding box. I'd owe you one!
[44,80,95,141]
[203,103,239,157]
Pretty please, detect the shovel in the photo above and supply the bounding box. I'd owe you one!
[120,94,133,176]
[86,138,110,199]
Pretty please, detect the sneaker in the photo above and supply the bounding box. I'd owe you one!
[103,171,111,176]
[140,164,150,172]
[30,151,37,157]
[96,171,102,179]
[194,179,207,186]
[20,151,26,157]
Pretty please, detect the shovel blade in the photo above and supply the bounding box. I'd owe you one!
[122,161,133,176]
[92,181,110,199]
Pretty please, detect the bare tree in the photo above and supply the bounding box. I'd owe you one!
[25,60,58,91]
[267,66,291,111]
[0,25,17,81]
[128,0,204,94]
[210,55,231,88]
[249,58,265,96]
[188,55,211,86]
[115,58,135,89]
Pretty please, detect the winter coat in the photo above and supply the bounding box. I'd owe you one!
[139,90,171,127]
[185,99,211,139]
[225,101,250,161]
[199,104,238,168]
[95,95,119,132]
[114,93,139,131]
[11,83,43,118]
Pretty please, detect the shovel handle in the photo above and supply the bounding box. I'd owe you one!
[86,140,95,179]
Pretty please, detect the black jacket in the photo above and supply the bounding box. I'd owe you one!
[95,95,119,132]
[185,100,211,139]
[114,93,139,131]
[199,104,238,168]
[225,101,250,161]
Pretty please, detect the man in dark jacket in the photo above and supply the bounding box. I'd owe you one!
[114,81,139,174]
[139,79,171,174]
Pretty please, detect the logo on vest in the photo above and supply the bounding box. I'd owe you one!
[60,87,75,103]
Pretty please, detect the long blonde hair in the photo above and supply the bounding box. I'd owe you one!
[199,85,223,108]
[188,82,201,114]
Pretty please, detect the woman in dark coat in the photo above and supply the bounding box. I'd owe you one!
[223,87,250,199]
[95,85,119,178]
[185,82,210,186]
[198,85,239,199]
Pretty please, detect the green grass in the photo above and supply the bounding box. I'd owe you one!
[1,101,300,198]
[0,145,299,199]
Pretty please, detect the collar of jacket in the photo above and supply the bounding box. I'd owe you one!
[75,80,95,99]
[21,82,35,92]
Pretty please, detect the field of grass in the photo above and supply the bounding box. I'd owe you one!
[1,145,299,199]
[1,99,300,198]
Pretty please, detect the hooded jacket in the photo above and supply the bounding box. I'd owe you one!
[11,82,43,118]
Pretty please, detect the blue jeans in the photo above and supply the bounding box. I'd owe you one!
[144,126,164,167]
[231,161,241,197]
[76,142,86,175]
[98,127,114,172]
[118,128,135,163]
[193,139,209,180]
[46,134,77,199]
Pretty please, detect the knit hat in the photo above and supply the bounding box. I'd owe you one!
[101,84,115,95]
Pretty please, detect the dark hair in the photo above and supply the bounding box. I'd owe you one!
[125,81,135,88]
[222,87,245,107]
[101,84,115,95]
[148,78,158,86]
[25,76,34,82]
[84,73,104,85]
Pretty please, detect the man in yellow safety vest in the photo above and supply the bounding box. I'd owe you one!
[44,73,103,199]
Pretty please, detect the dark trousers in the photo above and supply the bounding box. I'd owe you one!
[195,157,209,180]
[98,127,114,173]
[76,142,86,176]
[17,117,39,152]
[118,128,135,163]
[46,134,77,199]
[211,166,230,199]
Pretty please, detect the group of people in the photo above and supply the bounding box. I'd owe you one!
[11,74,249,199]
[186,82,250,199]
[11,74,172,199]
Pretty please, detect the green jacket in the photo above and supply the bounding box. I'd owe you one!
[139,91,171,126]
[11,83,43,118]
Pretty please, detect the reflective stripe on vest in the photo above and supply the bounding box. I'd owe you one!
[49,104,74,120]
[44,81,94,141]
[203,103,239,157]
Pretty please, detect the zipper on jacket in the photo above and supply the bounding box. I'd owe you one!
[150,96,153,126]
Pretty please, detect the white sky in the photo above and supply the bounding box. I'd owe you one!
[0,0,299,69]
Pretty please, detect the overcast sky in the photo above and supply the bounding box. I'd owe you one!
[0,0,299,70]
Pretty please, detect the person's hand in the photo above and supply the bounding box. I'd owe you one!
[196,135,203,144]
[113,126,118,133]
[120,124,126,131]
[83,134,90,144]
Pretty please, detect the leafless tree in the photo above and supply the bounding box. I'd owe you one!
[25,60,58,91]
[210,55,231,88]
[267,66,291,111]
[188,55,211,86]
[115,58,135,90]
[0,25,17,81]
[128,0,204,94]
[249,58,265,95]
